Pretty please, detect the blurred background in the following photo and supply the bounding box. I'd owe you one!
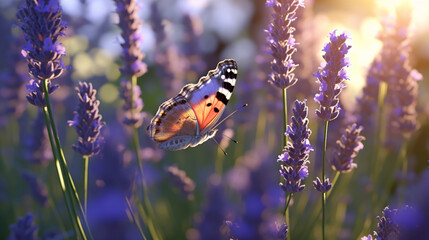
[0,0,428,239]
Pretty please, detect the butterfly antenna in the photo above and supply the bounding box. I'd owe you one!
[212,137,227,156]
[221,133,238,144]
[212,104,248,130]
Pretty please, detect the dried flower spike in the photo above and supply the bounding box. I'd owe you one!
[266,0,305,89]
[331,123,365,173]
[278,99,313,193]
[314,30,351,121]
[68,81,104,157]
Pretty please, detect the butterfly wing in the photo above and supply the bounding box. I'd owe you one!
[149,98,198,150]
[187,59,237,134]
[149,59,237,150]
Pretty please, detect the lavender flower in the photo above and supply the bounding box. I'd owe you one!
[115,0,147,78]
[25,78,59,108]
[360,235,373,240]
[278,99,313,193]
[16,0,67,81]
[165,165,195,200]
[313,177,332,193]
[266,0,305,89]
[377,2,421,138]
[21,171,49,207]
[314,30,351,121]
[7,213,38,240]
[181,14,205,74]
[330,123,365,173]
[68,81,104,157]
[374,207,399,239]
[0,33,27,126]
[149,1,166,44]
[355,59,380,131]
[24,109,53,165]
[395,170,429,239]
[119,79,144,127]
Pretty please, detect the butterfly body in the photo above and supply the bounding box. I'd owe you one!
[149,59,237,150]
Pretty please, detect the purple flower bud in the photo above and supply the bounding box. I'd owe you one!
[314,30,351,121]
[374,206,399,239]
[16,0,67,81]
[25,79,58,108]
[279,99,313,194]
[331,124,365,173]
[313,177,332,193]
[8,213,38,240]
[115,0,147,78]
[68,81,104,157]
[266,0,305,89]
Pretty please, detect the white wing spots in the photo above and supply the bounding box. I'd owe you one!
[221,75,226,80]
[219,87,232,100]
[226,68,231,73]
[224,78,235,86]
[231,69,238,74]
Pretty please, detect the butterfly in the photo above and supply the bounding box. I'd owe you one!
[148,59,238,150]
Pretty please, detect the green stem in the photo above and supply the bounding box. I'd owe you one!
[42,107,77,237]
[131,75,161,240]
[285,193,292,239]
[282,88,289,240]
[83,156,89,215]
[372,81,388,185]
[282,88,288,147]
[326,171,340,200]
[42,80,93,240]
[321,120,329,240]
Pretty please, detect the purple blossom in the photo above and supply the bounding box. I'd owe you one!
[165,165,196,200]
[313,177,332,193]
[314,30,351,121]
[21,171,49,207]
[376,2,420,139]
[119,79,144,127]
[374,206,399,239]
[330,124,365,173]
[115,0,147,77]
[149,1,166,44]
[279,100,313,193]
[68,81,104,157]
[395,170,429,239]
[25,79,59,108]
[16,0,67,81]
[355,59,381,131]
[7,213,38,240]
[266,0,305,89]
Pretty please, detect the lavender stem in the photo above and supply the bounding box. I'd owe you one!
[42,107,76,237]
[131,75,162,240]
[83,155,89,215]
[321,120,329,240]
[42,80,89,240]
[42,80,93,240]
